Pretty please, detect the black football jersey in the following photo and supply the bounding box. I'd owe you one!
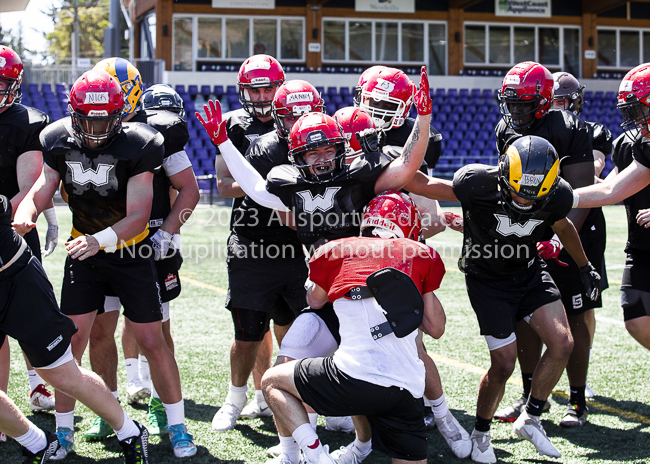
[587,121,613,156]
[266,152,391,247]
[495,110,593,168]
[0,195,22,266]
[0,104,50,198]
[41,118,164,236]
[233,131,303,249]
[612,134,650,257]
[384,117,443,169]
[453,164,573,279]
[129,109,190,235]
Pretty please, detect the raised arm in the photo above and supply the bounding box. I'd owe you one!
[374,66,432,194]
[197,100,289,212]
[404,170,459,202]
[574,159,650,208]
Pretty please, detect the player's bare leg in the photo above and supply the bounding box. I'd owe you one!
[0,337,9,393]
[625,316,650,350]
[122,318,150,405]
[560,312,591,427]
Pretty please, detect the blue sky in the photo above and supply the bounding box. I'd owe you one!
[0,0,57,61]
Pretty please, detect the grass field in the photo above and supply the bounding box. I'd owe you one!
[4,204,650,464]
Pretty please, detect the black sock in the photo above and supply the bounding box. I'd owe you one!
[569,386,586,411]
[526,395,547,417]
[522,372,534,399]
[475,415,492,432]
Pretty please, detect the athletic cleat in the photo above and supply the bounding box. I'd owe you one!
[313,445,337,464]
[324,416,355,434]
[423,406,437,430]
[84,415,114,441]
[21,431,61,464]
[148,398,168,435]
[168,423,197,458]
[240,400,273,419]
[330,441,372,464]
[265,453,297,464]
[559,404,588,428]
[513,410,561,458]
[470,429,496,463]
[585,383,595,399]
[267,442,282,457]
[30,384,55,412]
[119,421,149,464]
[50,427,75,461]
[126,379,151,405]
[211,396,246,431]
[435,411,472,459]
[494,395,551,422]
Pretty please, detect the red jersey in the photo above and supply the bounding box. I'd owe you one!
[309,237,445,302]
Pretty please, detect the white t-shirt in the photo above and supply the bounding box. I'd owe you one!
[332,297,425,398]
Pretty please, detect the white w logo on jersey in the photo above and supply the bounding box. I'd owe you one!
[494,214,544,238]
[65,161,114,186]
[297,187,341,213]
[245,134,259,143]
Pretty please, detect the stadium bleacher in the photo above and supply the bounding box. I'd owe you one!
[21,82,622,179]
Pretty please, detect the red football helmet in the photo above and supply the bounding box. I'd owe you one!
[618,63,650,142]
[0,46,23,109]
[361,191,422,241]
[238,54,285,118]
[272,80,325,139]
[354,66,415,130]
[288,112,347,183]
[333,106,375,163]
[498,61,554,130]
[68,70,125,148]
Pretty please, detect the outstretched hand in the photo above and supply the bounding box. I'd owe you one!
[413,66,431,116]
[196,99,228,146]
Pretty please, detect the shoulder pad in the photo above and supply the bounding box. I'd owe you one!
[267,164,301,188]
[40,118,76,153]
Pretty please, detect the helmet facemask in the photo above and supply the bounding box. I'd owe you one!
[357,89,406,130]
[290,141,347,183]
[0,73,22,109]
[240,84,280,118]
[70,107,123,149]
[619,95,650,143]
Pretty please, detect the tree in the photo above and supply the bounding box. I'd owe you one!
[0,22,35,58]
[44,0,110,60]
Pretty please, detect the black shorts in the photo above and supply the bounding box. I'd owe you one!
[225,233,308,315]
[621,253,650,321]
[231,303,296,342]
[466,265,561,339]
[61,244,162,324]
[545,209,606,314]
[295,357,427,461]
[0,254,77,368]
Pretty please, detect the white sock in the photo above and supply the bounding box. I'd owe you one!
[15,422,47,454]
[423,395,434,407]
[27,370,44,393]
[112,390,119,401]
[151,381,159,400]
[227,382,248,406]
[125,358,139,384]
[293,423,322,464]
[353,437,372,454]
[279,434,300,463]
[255,389,267,406]
[138,355,150,383]
[163,399,185,427]
[55,411,74,430]
[431,393,449,419]
[308,412,318,432]
[114,410,140,441]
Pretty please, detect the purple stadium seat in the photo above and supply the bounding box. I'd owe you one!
[448,113,460,123]
[435,89,446,97]
[175,85,186,94]
[445,140,460,151]
[190,139,204,150]
[439,130,451,140]
[188,85,199,99]
[469,122,482,132]
[480,123,494,132]
[316,86,325,96]
[456,122,469,132]
[442,121,455,132]
[473,140,487,150]
[327,86,338,97]
[460,140,473,150]
[451,131,464,141]
[464,131,477,141]
[28,83,38,94]
[213,85,224,97]
[226,85,237,95]
[200,85,211,98]
[471,89,481,98]
[447,89,458,97]
[340,87,351,97]
[325,103,337,115]
[330,94,342,105]
[441,104,452,113]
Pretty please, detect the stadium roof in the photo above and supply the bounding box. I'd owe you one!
[0,0,30,13]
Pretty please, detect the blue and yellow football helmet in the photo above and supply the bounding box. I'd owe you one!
[94,57,143,117]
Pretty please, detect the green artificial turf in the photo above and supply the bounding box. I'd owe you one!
[3,204,649,463]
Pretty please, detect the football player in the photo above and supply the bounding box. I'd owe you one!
[262,191,446,464]
[6,195,148,464]
[0,45,58,423]
[355,65,446,237]
[13,69,196,459]
[87,58,198,443]
[210,57,311,432]
[574,63,650,352]
[420,135,599,462]
[492,62,598,429]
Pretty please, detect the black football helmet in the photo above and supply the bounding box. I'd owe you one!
[498,135,560,220]
[551,72,585,115]
[142,84,185,118]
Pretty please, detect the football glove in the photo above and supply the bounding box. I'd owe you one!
[356,128,385,154]
[41,207,58,258]
[579,261,601,302]
[536,238,568,267]
[196,99,228,146]
[414,66,432,116]
[150,229,174,261]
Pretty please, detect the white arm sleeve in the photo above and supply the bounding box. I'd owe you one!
[218,140,290,212]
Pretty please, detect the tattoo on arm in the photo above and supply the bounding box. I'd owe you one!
[402,122,421,165]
